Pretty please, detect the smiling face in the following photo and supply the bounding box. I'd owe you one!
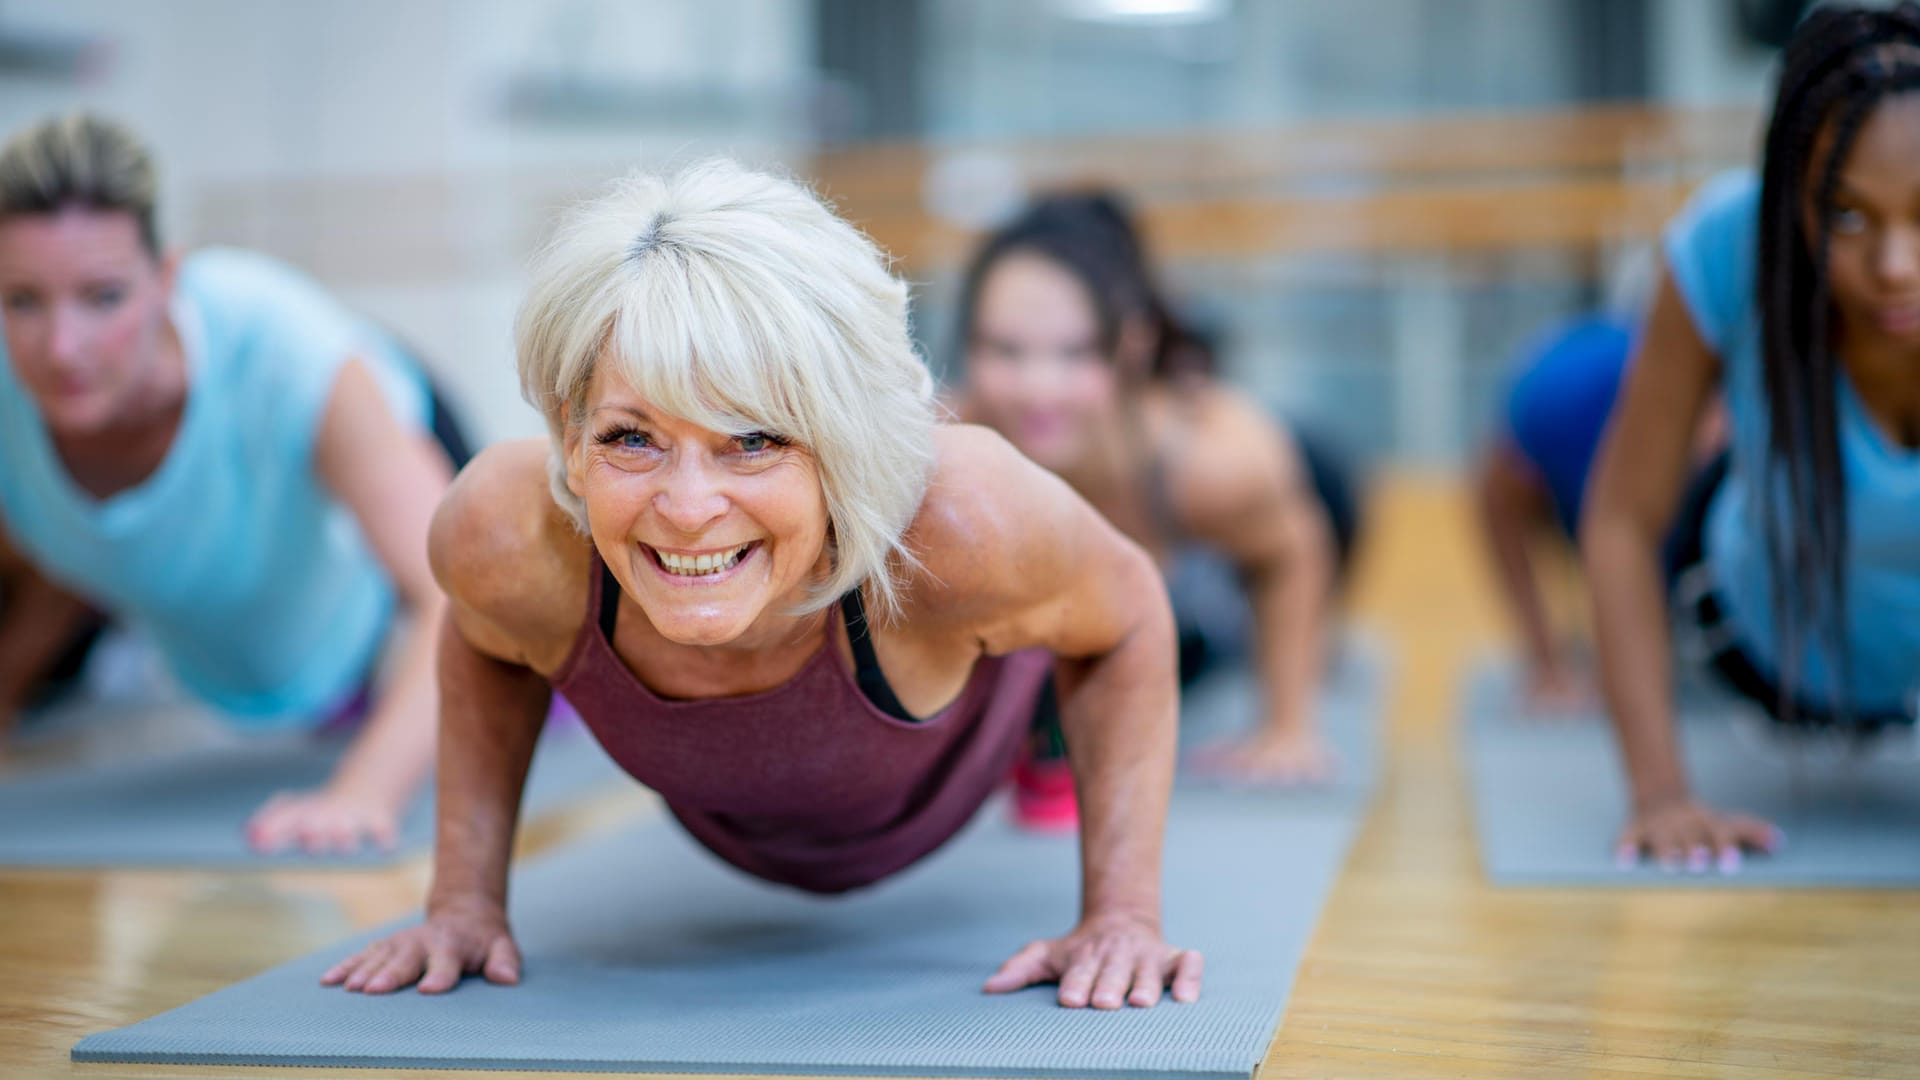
[1807,92,1920,346]
[0,205,175,436]
[965,251,1124,472]
[565,362,832,648]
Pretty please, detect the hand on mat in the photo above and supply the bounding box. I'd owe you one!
[1522,664,1592,715]
[1614,798,1782,874]
[245,785,402,855]
[982,912,1202,1009]
[1192,726,1336,786]
[321,899,521,994]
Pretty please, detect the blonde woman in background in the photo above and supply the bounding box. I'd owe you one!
[0,113,468,854]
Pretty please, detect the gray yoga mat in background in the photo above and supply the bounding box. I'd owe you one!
[75,783,1361,1078]
[0,723,627,869]
[1460,659,1920,887]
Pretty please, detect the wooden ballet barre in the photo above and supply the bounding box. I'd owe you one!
[846,174,1704,271]
[807,103,1759,209]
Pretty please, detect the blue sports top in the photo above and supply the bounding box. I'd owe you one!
[0,248,429,725]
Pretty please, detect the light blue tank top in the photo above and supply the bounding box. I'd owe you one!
[0,249,430,726]
[1665,171,1920,714]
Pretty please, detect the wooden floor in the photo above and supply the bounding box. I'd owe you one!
[10,472,1918,1079]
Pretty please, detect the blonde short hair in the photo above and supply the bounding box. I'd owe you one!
[516,159,937,620]
[0,112,159,253]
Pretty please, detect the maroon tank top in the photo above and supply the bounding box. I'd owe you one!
[549,550,1052,894]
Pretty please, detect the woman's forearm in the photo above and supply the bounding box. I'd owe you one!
[0,567,95,720]
[325,593,447,806]
[1057,573,1179,924]
[1582,513,1689,809]
[1246,503,1334,737]
[425,616,551,913]
[1477,452,1562,673]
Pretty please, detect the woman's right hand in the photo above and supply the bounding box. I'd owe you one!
[320,897,521,994]
[1614,798,1781,874]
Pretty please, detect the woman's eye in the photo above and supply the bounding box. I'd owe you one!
[2,292,40,314]
[737,433,774,454]
[594,427,653,450]
[1831,206,1869,234]
[86,286,125,308]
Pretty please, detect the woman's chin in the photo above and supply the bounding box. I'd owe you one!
[634,595,773,647]
[35,392,121,437]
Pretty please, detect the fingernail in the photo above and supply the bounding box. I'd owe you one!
[1687,847,1710,872]
[1717,849,1742,874]
[1613,848,1636,870]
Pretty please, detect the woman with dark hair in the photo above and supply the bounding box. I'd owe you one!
[1584,2,1920,872]
[954,192,1364,797]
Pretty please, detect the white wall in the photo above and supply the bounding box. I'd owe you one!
[0,0,812,442]
[1649,0,1777,108]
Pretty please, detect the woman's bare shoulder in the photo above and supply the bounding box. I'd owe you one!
[894,424,1094,623]
[428,439,590,657]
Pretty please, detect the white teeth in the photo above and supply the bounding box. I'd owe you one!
[658,544,749,577]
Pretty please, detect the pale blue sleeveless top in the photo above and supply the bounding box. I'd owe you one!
[1665,172,1920,714]
[0,249,429,726]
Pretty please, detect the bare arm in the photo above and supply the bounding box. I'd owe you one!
[1476,440,1570,687]
[326,440,580,992]
[0,530,96,736]
[927,427,1197,1008]
[1580,268,1774,867]
[247,359,453,852]
[1178,402,1337,781]
[966,451,1177,926]
[324,608,548,995]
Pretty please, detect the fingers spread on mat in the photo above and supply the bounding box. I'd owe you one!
[246,786,401,856]
[1613,799,1782,874]
[982,919,1202,1008]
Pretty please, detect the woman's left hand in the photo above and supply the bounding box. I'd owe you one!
[245,785,404,854]
[1196,726,1338,785]
[983,911,1203,1008]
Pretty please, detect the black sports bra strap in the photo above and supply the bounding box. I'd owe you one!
[598,558,621,642]
[840,588,919,722]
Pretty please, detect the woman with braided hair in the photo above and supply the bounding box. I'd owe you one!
[1584,1,1920,873]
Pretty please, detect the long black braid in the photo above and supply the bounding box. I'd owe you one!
[1755,1,1920,723]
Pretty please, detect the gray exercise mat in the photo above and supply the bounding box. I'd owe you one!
[1460,658,1920,887]
[75,781,1361,1079]
[1176,630,1387,809]
[0,723,627,869]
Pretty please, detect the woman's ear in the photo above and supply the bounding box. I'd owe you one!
[562,421,587,500]
[158,246,183,294]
